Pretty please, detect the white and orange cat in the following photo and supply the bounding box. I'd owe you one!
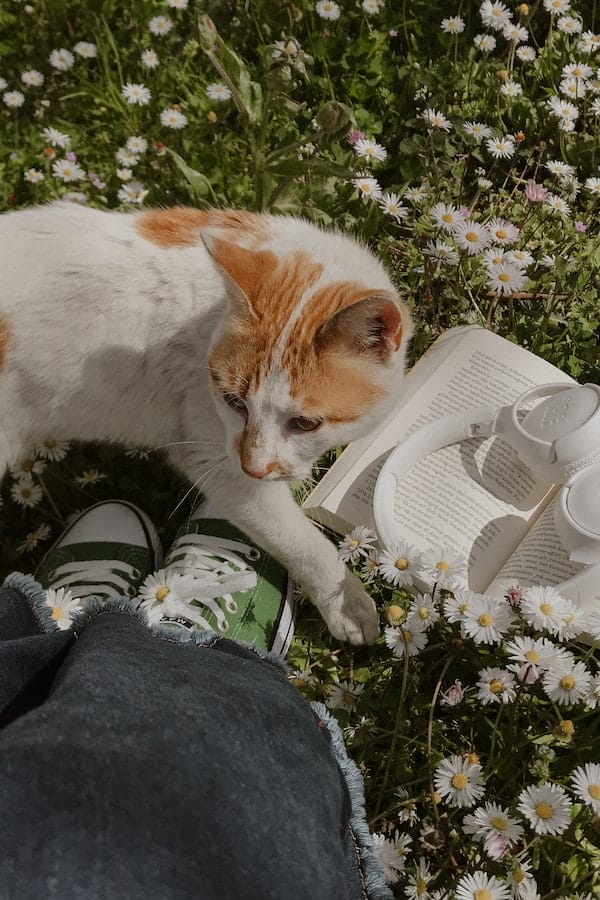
[0,203,412,644]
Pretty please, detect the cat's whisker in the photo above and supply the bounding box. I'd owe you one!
[167,459,226,520]
[149,440,224,453]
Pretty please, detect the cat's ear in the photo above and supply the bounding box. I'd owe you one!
[317,294,411,360]
[201,236,275,321]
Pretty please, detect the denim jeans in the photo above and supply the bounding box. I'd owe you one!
[0,574,392,900]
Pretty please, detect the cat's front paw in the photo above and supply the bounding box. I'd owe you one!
[316,569,380,645]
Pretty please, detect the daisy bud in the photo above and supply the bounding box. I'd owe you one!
[465,752,480,765]
[497,68,508,81]
[515,130,525,141]
[558,719,575,735]
[206,111,218,123]
[385,604,406,625]
[518,3,529,15]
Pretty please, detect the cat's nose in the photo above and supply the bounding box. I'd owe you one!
[241,460,277,479]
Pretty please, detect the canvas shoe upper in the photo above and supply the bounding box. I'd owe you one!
[35,501,163,604]
[139,510,296,656]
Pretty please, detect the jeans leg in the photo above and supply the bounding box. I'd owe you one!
[0,604,391,900]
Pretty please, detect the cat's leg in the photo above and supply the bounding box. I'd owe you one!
[176,458,379,645]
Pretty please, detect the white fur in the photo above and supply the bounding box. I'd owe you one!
[0,203,409,644]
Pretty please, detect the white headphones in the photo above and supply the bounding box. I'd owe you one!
[373,383,600,609]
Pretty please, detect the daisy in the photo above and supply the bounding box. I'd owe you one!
[430,201,462,231]
[503,635,555,670]
[485,246,508,266]
[487,218,519,245]
[117,181,149,204]
[372,830,410,884]
[160,107,188,129]
[3,90,25,108]
[404,185,427,203]
[126,136,148,154]
[36,438,70,460]
[520,585,569,632]
[362,0,384,13]
[585,176,600,193]
[473,33,497,51]
[148,15,173,35]
[455,871,511,900]
[11,477,43,508]
[141,49,160,68]
[517,782,572,835]
[453,219,491,256]
[73,41,97,58]
[503,24,528,43]
[21,69,44,87]
[384,621,428,658]
[0,77,6,90]
[139,568,183,609]
[546,159,575,178]
[444,589,473,625]
[542,660,592,704]
[439,679,464,706]
[405,858,433,900]
[421,108,452,131]
[553,597,586,640]
[351,174,382,199]
[480,0,512,31]
[11,454,46,479]
[206,82,232,102]
[24,168,44,183]
[562,61,593,80]
[337,524,376,563]
[63,192,88,205]
[41,126,71,147]
[315,0,341,19]
[516,45,536,61]
[17,523,52,553]
[353,137,387,162]
[463,121,492,141]
[476,667,517,704]
[52,158,85,182]
[544,194,571,215]
[44,587,83,630]
[578,31,600,54]
[463,801,524,845]
[75,469,107,486]
[485,135,516,159]
[49,48,75,71]
[395,787,419,824]
[167,0,188,7]
[571,763,600,815]
[560,76,587,98]
[325,679,365,712]
[463,594,515,644]
[543,0,571,13]
[433,754,486,808]
[359,552,380,584]
[423,239,459,266]
[378,541,422,587]
[547,95,578,120]
[505,248,533,266]
[379,192,408,221]
[272,39,301,59]
[441,16,465,34]
[408,593,440,629]
[557,15,582,33]
[121,83,151,105]
[500,79,523,97]
[116,148,139,166]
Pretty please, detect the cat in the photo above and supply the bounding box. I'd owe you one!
[0,203,412,644]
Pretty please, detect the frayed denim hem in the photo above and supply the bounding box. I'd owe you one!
[311,702,394,900]
[3,572,59,634]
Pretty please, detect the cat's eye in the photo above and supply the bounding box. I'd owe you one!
[288,416,323,433]
[223,392,247,414]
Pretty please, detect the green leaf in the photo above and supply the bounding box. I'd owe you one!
[167,150,217,206]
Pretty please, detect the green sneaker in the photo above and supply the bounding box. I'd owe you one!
[36,501,163,606]
[137,508,296,655]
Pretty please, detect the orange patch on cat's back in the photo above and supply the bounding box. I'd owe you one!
[135,207,269,248]
[0,313,13,371]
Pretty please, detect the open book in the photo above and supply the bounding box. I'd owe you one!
[304,326,592,603]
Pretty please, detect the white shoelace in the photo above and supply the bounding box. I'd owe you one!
[161,533,259,632]
[47,560,142,602]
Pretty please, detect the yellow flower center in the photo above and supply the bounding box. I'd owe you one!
[436,560,449,571]
[525,649,540,662]
[418,607,430,619]
[442,212,454,223]
[395,557,409,570]
[490,679,504,694]
[459,602,468,613]
[514,869,525,884]
[496,229,507,239]
[560,675,576,691]
[348,539,360,549]
[51,607,63,621]
[589,784,600,800]
[478,613,493,626]
[540,602,554,615]
[490,815,508,831]
[156,586,170,602]
[416,880,428,896]
[451,773,468,790]
[499,272,511,282]
[535,802,553,819]
[474,891,493,900]
[465,231,478,243]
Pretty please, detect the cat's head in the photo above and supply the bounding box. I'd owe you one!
[140,208,412,482]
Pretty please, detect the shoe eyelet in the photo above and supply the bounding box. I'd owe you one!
[246,548,260,561]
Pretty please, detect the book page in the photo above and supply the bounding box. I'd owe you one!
[486,498,584,597]
[304,327,575,592]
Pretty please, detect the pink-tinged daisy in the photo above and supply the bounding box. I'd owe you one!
[430,201,462,231]
[421,108,452,131]
[486,263,527,294]
[487,218,520,245]
[337,525,377,564]
[379,192,408,221]
[462,594,515,644]
[384,621,428,658]
[44,587,83,630]
[480,0,512,31]
[441,16,465,34]
[473,33,497,51]
[21,69,44,87]
[433,754,486,808]
[149,15,173,35]
[49,48,75,70]
[3,90,25,108]
[455,871,511,900]
[160,107,188,129]
[463,801,524,846]
[463,120,492,141]
[121,83,151,105]
[315,0,341,20]
[52,158,86,182]
[571,763,600,815]
[141,49,160,68]
[423,239,459,266]
[351,174,383,199]
[372,830,411,884]
[476,667,517,704]
[353,137,387,163]
[485,135,516,159]
[439,679,464,706]
[206,82,232,102]
[542,660,592,705]
[524,180,549,202]
[325,679,365,712]
[452,219,491,255]
[517,782,572,835]
[73,41,97,58]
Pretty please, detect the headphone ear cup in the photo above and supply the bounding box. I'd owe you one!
[555,462,600,564]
